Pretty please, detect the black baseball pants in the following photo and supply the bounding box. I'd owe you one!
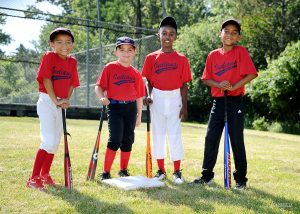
[106,102,137,152]
[201,96,248,183]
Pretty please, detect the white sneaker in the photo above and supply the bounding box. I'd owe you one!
[153,169,166,180]
[173,170,184,184]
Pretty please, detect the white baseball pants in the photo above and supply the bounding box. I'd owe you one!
[37,93,63,154]
[151,88,184,161]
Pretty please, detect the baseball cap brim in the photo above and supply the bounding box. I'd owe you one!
[159,16,177,32]
[49,27,74,42]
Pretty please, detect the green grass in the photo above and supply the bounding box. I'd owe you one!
[0,116,299,213]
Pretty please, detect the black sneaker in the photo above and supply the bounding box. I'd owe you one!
[118,169,130,177]
[189,177,214,186]
[173,170,184,184]
[235,182,246,190]
[154,169,166,180]
[99,171,111,181]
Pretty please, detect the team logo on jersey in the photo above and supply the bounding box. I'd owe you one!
[113,74,135,86]
[154,62,178,74]
[214,61,237,76]
[52,66,71,80]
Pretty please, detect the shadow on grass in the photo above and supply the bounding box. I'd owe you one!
[140,181,299,213]
[46,185,133,214]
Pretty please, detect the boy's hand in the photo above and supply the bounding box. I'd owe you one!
[219,80,233,91]
[56,99,70,108]
[135,114,142,127]
[99,97,110,105]
[143,97,153,106]
[179,106,188,121]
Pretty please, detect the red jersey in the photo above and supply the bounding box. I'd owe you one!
[96,61,145,101]
[36,51,80,98]
[142,50,192,90]
[202,46,257,97]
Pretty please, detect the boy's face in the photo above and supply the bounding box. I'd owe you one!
[114,44,136,65]
[50,34,74,59]
[220,24,240,47]
[158,26,177,50]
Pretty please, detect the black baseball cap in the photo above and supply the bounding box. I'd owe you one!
[221,19,241,34]
[116,36,136,48]
[49,27,74,42]
[159,16,177,32]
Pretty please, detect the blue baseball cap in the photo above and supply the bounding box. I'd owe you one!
[116,37,136,48]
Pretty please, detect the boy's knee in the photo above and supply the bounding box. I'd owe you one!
[107,142,120,151]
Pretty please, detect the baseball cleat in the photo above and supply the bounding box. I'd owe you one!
[153,169,166,180]
[41,174,56,186]
[118,169,130,177]
[26,176,45,190]
[173,170,184,184]
[189,177,214,186]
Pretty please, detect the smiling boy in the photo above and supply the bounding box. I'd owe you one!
[142,17,192,184]
[191,19,257,190]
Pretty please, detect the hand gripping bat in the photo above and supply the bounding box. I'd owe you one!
[87,105,106,181]
[62,108,73,191]
[224,90,231,188]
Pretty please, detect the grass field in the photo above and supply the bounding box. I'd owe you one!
[0,116,299,213]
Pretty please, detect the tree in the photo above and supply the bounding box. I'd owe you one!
[175,19,221,121]
[0,16,11,56]
[247,40,300,123]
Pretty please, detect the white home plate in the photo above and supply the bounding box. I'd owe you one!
[102,175,165,190]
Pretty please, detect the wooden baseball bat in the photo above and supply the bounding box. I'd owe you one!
[62,108,73,191]
[87,105,106,181]
[145,83,152,178]
[224,90,231,188]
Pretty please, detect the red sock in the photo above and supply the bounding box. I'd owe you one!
[157,159,165,173]
[120,151,131,170]
[103,147,117,173]
[30,149,47,179]
[40,153,54,176]
[173,160,181,172]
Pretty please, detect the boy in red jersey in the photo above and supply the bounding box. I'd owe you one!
[27,27,80,190]
[142,17,192,184]
[191,19,257,190]
[95,37,145,181]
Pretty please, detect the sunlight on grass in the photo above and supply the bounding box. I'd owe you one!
[0,116,299,213]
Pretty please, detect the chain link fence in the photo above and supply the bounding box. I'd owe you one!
[0,7,161,107]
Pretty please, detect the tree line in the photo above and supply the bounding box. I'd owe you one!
[0,0,299,134]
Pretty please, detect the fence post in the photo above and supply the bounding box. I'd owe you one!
[86,19,90,107]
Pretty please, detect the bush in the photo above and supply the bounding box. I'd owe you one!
[252,117,268,131]
[268,122,283,133]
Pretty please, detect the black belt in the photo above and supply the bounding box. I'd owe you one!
[109,99,136,104]
[213,95,242,101]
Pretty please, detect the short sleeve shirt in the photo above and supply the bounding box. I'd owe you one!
[202,46,257,97]
[96,61,145,100]
[142,50,192,90]
[36,51,80,98]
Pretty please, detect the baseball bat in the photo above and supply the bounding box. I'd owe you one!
[145,83,152,178]
[87,105,106,181]
[224,90,231,189]
[62,108,73,191]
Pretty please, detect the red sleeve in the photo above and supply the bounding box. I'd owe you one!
[96,65,109,91]
[201,53,213,80]
[135,72,146,98]
[181,57,192,83]
[239,47,257,76]
[141,56,152,80]
[36,52,53,83]
[71,60,80,88]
